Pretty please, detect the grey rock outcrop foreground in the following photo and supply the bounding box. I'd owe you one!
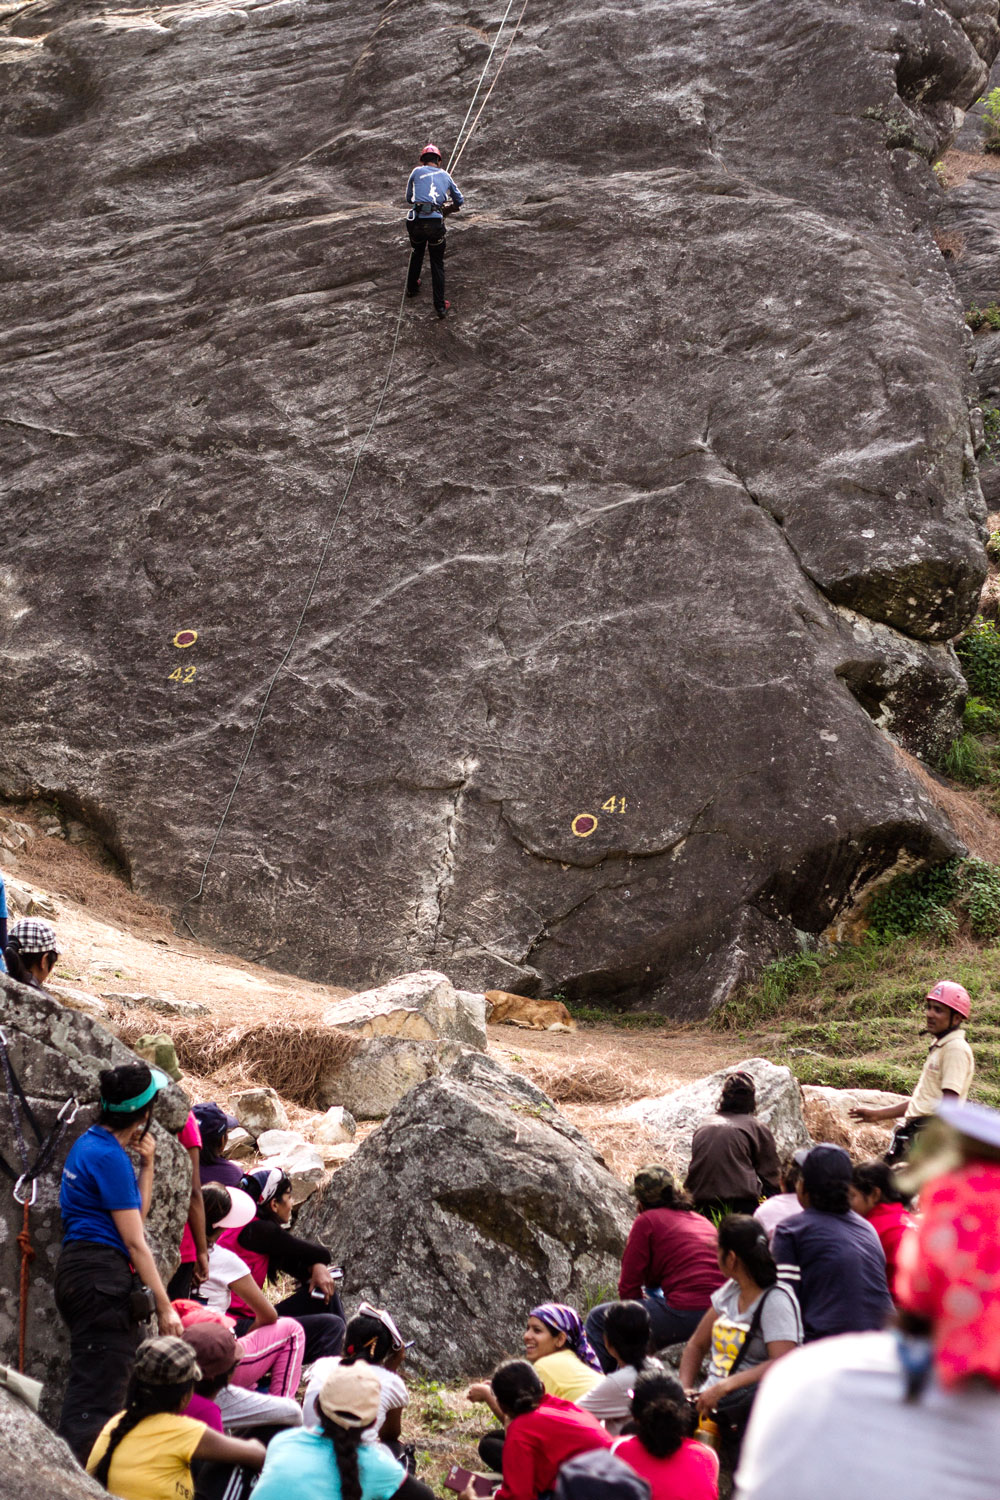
[626,1058,811,1176]
[298,1053,633,1378]
[0,972,190,1419]
[0,1385,104,1499]
[1,0,996,1015]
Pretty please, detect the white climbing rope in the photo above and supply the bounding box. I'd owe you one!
[182,3,529,917]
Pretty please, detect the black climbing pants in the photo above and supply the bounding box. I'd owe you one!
[54,1240,145,1463]
[407,218,447,313]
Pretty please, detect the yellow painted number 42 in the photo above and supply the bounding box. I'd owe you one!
[168,666,197,683]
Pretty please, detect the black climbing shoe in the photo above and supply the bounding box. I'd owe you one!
[437,301,451,319]
[407,279,421,298]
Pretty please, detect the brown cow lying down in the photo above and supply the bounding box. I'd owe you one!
[484,990,577,1032]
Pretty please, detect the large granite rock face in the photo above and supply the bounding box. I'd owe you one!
[0,1384,105,1499]
[298,1052,633,1378]
[0,973,190,1419]
[0,0,996,1015]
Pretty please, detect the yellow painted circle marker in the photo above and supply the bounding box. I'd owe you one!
[571,813,598,838]
[173,630,198,648]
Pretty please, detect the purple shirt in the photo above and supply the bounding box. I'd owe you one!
[186,1393,223,1432]
[200,1158,244,1189]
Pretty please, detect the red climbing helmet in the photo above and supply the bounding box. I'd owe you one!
[419,142,442,161]
[926,980,971,1020]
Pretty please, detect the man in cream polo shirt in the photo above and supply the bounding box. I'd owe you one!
[850,981,975,1160]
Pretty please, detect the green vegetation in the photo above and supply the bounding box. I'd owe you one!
[966,303,1000,332]
[982,403,1000,462]
[930,619,1000,815]
[564,1004,665,1030]
[983,87,1000,153]
[713,929,1000,1107]
[957,617,1000,703]
[410,1378,461,1433]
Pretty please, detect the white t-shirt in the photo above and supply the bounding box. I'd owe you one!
[753,1194,802,1243]
[303,1358,408,1442]
[201,1244,252,1314]
[735,1332,1000,1500]
[578,1359,663,1435]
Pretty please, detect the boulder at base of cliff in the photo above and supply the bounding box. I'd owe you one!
[323,971,488,1051]
[0,972,191,1420]
[0,1384,105,1499]
[625,1058,810,1176]
[297,1053,633,1378]
[314,1035,472,1119]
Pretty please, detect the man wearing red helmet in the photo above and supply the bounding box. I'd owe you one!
[851,981,975,1162]
[405,143,464,318]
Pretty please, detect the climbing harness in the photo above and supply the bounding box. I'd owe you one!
[181,3,530,921]
[0,1029,79,1371]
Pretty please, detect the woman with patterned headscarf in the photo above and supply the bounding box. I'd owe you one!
[468,1302,603,1472]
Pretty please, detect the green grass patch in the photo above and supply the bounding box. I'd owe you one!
[713,923,1000,1106]
[562,1001,665,1030]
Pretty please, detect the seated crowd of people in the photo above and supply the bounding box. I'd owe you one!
[1,934,990,1500]
[36,1044,1000,1500]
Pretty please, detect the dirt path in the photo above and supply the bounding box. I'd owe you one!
[1,798,751,1166]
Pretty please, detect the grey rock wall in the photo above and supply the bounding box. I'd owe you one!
[1,0,996,1014]
[0,973,189,1420]
[0,1385,105,1499]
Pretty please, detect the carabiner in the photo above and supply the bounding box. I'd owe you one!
[13,1174,37,1206]
[58,1097,80,1124]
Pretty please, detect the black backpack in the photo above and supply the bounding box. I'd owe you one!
[554,1449,652,1500]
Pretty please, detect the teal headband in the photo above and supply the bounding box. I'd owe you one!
[101,1068,171,1113]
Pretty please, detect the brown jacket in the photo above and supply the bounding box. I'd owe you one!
[684,1113,782,1203]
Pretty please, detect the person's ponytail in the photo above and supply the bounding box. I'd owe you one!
[92,1380,192,1488]
[490,1359,545,1418]
[717,1214,777,1288]
[319,1415,364,1500]
[631,1371,693,1460]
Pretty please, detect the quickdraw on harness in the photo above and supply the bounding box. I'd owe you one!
[0,1029,79,1372]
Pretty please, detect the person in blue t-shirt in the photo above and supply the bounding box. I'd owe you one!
[772,1144,892,1343]
[55,1062,184,1463]
[254,1361,432,1500]
[405,142,464,318]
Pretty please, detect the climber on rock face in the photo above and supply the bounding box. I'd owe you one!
[405,142,464,319]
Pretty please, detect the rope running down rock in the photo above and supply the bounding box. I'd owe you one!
[180,3,530,919]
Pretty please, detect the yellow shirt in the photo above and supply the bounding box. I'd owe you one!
[533,1348,602,1402]
[907,1028,975,1119]
[86,1411,204,1500]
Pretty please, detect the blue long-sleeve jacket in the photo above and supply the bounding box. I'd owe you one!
[405,165,464,221]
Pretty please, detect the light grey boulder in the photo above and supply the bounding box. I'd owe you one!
[234,1086,289,1137]
[310,1105,357,1145]
[256,1128,305,1157]
[298,1053,633,1378]
[324,971,487,1052]
[223,1126,255,1161]
[101,990,210,1018]
[0,1383,106,1498]
[278,1143,326,1204]
[0,972,190,1422]
[47,985,109,1018]
[315,1035,471,1119]
[625,1058,811,1177]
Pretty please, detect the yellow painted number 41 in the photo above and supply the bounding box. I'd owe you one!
[602,796,627,813]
